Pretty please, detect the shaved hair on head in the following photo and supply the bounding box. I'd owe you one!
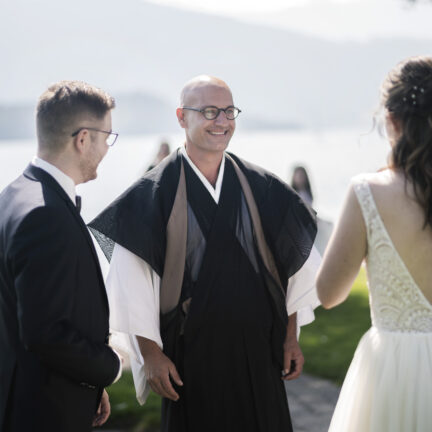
[36,80,115,154]
[180,75,232,106]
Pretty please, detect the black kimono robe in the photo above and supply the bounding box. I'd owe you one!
[89,149,317,432]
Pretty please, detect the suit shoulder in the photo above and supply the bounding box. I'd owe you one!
[15,205,72,240]
[1,175,71,227]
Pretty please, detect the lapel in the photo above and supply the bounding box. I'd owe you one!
[24,164,108,311]
[24,163,73,202]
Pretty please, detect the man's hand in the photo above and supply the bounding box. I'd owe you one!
[282,337,304,380]
[92,389,110,427]
[281,312,304,381]
[137,336,183,401]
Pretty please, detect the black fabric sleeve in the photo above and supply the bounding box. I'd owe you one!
[10,206,119,387]
[227,153,317,288]
[264,174,317,279]
[88,149,181,275]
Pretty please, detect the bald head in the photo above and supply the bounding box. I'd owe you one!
[180,75,233,106]
[176,75,237,160]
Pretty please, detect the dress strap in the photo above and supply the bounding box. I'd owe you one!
[351,176,375,226]
[351,175,387,247]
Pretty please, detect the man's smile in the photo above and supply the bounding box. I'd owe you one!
[208,130,228,135]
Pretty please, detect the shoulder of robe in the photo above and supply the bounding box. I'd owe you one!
[226,152,302,208]
[90,150,181,229]
[88,151,182,272]
[227,151,317,264]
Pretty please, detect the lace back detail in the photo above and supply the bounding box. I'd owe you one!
[352,176,432,333]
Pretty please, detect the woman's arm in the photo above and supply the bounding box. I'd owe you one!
[316,183,367,309]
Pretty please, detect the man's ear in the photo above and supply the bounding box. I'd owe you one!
[176,107,186,129]
[73,129,90,154]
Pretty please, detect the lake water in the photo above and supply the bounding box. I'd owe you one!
[0,127,389,223]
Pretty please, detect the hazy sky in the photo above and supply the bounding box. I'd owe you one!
[146,0,432,41]
[1,0,431,106]
[146,0,323,13]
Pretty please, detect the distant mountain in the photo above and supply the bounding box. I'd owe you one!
[0,93,177,140]
[1,0,431,136]
[0,105,35,140]
[0,92,301,140]
[114,92,177,135]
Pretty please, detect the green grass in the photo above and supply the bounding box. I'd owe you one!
[101,269,370,430]
[101,372,161,431]
[300,267,371,384]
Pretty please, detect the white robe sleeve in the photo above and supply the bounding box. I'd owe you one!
[285,245,322,333]
[106,243,161,404]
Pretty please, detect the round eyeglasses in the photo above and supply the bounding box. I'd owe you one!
[71,127,119,147]
[182,105,241,120]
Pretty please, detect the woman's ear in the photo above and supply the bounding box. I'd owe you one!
[385,111,402,146]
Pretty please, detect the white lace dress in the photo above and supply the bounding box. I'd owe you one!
[328,177,432,432]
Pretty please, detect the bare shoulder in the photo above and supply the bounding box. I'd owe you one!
[352,169,397,186]
[353,169,405,198]
[362,170,424,228]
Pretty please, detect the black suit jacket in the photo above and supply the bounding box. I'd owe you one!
[0,165,120,432]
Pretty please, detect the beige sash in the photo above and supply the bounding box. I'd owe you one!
[160,161,187,314]
[160,155,284,315]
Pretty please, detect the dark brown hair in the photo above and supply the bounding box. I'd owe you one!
[382,56,432,228]
[36,80,115,153]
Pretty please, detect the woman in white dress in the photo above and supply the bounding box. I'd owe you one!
[316,56,432,431]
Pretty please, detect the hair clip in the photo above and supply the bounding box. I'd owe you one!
[403,85,426,108]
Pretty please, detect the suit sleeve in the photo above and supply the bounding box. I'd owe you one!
[10,206,120,387]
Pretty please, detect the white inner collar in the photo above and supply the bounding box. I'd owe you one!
[179,146,225,204]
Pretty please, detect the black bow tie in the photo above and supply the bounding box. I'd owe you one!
[75,195,82,213]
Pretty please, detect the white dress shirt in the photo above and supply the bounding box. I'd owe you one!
[32,156,76,204]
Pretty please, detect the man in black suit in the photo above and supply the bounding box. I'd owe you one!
[0,81,122,432]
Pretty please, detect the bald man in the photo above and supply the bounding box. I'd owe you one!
[90,76,321,432]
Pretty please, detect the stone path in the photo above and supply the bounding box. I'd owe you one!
[102,373,340,432]
[285,373,340,432]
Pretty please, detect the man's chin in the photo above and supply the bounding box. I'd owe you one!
[207,139,230,151]
[83,171,98,183]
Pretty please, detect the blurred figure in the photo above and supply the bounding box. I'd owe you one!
[317,56,432,431]
[291,165,313,206]
[146,141,171,172]
[290,165,333,255]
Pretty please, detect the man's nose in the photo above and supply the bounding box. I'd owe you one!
[214,110,229,124]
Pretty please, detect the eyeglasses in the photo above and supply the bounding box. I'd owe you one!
[71,127,119,147]
[182,106,241,120]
